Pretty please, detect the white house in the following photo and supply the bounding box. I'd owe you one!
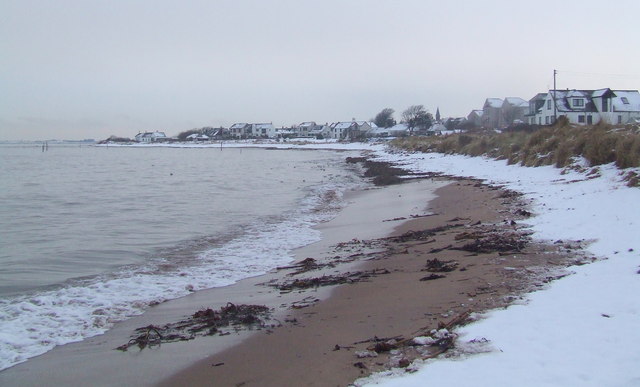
[329,121,372,140]
[249,123,276,138]
[592,89,640,125]
[296,122,318,137]
[529,88,640,126]
[229,123,251,138]
[525,93,548,125]
[135,131,167,143]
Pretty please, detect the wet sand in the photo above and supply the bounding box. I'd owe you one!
[158,179,573,386]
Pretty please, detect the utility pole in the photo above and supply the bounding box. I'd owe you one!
[553,69,557,123]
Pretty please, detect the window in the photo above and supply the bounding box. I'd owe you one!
[547,100,551,110]
[573,98,584,107]
[621,97,629,104]
[578,115,585,123]
[545,116,550,124]
[618,115,623,124]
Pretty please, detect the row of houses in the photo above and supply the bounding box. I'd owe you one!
[134,120,410,143]
[468,88,640,129]
[227,121,380,140]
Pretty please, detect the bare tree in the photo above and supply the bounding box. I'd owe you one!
[402,105,433,135]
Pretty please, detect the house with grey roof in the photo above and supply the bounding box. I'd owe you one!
[329,121,372,140]
[529,88,640,126]
[481,98,503,129]
[501,97,529,127]
[135,131,167,143]
[229,123,251,138]
[467,110,484,127]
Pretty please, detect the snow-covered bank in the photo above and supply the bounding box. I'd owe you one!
[355,151,640,386]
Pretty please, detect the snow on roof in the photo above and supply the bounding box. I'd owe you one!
[591,88,611,98]
[529,93,548,101]
[388,123,408,132]
[230,123,248,129]
[299,122,316,128]
[566,90,588,98]
[469,110,484,117]
[429,123,447,131]
[612,90,640,112]
[484,98,503,108]
[333,122,356,129]
[503,97,528,107]
[252,123,274,129]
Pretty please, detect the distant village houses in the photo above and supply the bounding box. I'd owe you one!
[134,131,167,143]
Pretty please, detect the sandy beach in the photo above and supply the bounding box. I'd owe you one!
[158,177,574,386]
[0,166,577,387]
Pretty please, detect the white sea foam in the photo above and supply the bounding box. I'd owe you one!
[0,157,361,371]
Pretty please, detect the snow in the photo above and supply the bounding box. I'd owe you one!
[484,98,503,108]
[612,90,640,112]
[354,150,640,387]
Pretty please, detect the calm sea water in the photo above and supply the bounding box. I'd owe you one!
[0,144,363,370]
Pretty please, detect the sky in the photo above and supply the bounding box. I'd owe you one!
[1,0,640,141]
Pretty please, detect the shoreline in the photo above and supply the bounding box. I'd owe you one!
[0,173,446,386]
[158,178,575,386]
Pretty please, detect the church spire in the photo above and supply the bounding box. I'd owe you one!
[435,107,441,122]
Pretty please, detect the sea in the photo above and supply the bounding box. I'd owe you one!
[0,143,364,371]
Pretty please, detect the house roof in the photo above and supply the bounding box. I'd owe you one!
[503,97,528,107]
[550,90,598,113]
[230,123,249,129]
[333,122,357,129]
[299,122,316,128]
[252,123,274,129]
[611,90,640,112]
[484,98,503,108]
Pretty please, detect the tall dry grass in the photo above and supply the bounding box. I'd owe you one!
[391,120,640,183]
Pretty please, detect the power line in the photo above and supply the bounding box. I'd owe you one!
[556,70,640,79]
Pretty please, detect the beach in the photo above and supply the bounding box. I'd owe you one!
[0,151,598,387]
[157,176,573,386]
[0,170,574,387]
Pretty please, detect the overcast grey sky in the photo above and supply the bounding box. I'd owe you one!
[2,0,639,140]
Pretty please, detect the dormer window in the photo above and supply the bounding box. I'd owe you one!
[573,98,584,107]
[621,97,629,104]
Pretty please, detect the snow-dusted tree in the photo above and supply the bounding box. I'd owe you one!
[374,108,396,128]
[402,105,433,134]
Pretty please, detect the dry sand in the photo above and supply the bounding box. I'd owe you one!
[158,178,576,387]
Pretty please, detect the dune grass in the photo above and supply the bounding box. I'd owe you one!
[391,118,640,186]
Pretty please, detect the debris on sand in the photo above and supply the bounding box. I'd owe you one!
[269,269,390,292]
[116,303,271,351]
[452,228,530,253]
[423,258,459,273]
[419,273,446,281]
